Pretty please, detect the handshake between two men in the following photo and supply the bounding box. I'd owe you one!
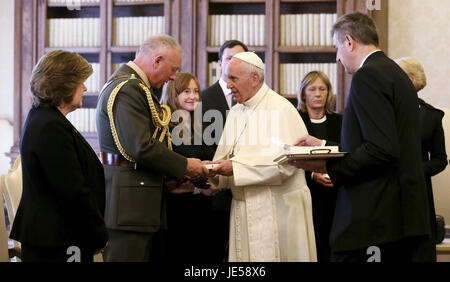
[176,158,234,195]
[183,134,333,191]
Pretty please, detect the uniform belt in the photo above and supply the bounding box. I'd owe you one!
[99,152,136,169]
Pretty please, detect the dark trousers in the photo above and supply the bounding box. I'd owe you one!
[309,184,337,262]
[331,235,434,262]
[21,244,94,262]
[210,210,230,262]
[211,190,231,262]
[165,192,214,262]
[103,228,165,262]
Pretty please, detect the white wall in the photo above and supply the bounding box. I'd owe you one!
[388,0,450,108]
[389,0,450,222]
[0,0,14,174]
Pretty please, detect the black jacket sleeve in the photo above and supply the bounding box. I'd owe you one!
[423,110,447,177]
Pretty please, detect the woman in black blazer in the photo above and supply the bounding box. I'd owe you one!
[397,57,448,260]
[10,50,108,262]
[297,71,342,262]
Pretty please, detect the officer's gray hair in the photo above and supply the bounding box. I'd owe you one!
[136,35,182,57]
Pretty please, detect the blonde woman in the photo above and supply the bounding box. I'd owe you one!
[396,57,447,261]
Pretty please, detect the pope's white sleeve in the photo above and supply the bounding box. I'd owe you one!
[208,174,236,189]
[232,161,297,186]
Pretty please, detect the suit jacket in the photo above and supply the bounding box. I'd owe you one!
[326,51,431,252]
[11,107,108,251]
[96,64,187,233]
[201,80,229,155]
[200,81,232,212]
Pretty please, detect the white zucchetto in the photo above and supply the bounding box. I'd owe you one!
[232,52,264,70]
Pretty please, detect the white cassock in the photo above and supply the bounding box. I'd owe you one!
[210,83,317,262]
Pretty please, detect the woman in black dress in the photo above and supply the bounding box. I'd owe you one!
[160,73,216,262]
[397,57,448,260]
[297,71,342,262]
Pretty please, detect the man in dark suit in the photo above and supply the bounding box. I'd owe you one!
[201,40,248,144]
[96,35,208,262]
[290,12,432,262]
[200,40,247,262]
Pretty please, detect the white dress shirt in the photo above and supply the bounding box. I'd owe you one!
[126,61,151,89]
[219,78,233,109]
[359,50,382,69]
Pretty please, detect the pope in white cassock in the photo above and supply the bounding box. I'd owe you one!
[207,52,317,262]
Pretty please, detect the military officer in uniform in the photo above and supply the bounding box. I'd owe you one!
[96,35,208,262]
